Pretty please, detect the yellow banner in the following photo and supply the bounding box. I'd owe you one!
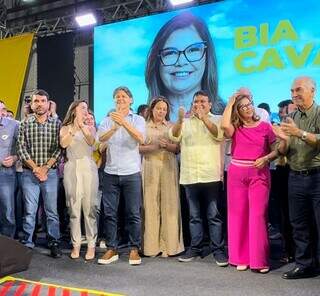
[0,33,34,116]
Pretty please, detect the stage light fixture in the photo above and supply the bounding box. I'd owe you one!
[75,13,97,27]
[169,0,194,6]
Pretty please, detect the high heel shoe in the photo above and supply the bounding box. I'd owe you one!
[257,268,270,274]
[70,247,80,259]
[236,265,248,271]
[85,247,95,260]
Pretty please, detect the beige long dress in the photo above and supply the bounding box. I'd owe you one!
[142,121,184,256]
[63,131,99,248]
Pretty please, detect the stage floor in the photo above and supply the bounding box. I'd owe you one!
[7,243,320,296]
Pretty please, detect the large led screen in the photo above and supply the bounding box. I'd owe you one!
[94,0,320,123]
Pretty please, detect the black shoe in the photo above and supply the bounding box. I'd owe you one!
[213,252,229,267]
[282,267,316,279]
[50,244,62,258]
[178,249,200,262]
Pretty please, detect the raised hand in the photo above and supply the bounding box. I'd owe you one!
[75,114,84,128]
[178,107,185,123]
[280,117,299,137]
[195,106,208,120]
[48,100,57,117]
[228,92,240,106]
[110,112,125,126]
[272,124,289,141]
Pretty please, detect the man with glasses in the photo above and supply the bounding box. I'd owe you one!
[0,101,18,238]
[169,90,228,266]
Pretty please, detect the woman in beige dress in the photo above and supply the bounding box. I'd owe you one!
[60,100,98,260]
[140,97,184,257]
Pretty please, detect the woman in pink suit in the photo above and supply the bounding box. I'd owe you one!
[221,91,278,273]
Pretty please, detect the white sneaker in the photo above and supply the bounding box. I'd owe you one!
[99,240,107,249]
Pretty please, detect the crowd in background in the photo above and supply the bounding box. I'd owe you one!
[0,76,319,280]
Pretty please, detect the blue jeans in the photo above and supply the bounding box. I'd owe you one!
[21,169,60,248]
[15,172,24,234]
[102,172,142,250]
[184,182,225,255]
[0,167,16,238]
[288,170,320,268]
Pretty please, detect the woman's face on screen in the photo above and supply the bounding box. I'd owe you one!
[159,26,206,96]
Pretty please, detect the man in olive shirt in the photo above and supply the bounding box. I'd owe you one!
[277,76,320,279]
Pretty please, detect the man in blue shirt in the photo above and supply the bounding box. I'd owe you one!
[0,101,18,238]
[97,86,145,266]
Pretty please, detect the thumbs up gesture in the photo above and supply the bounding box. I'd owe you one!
[178,107,185,123]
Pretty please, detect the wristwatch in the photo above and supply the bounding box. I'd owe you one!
[301,131,308,141]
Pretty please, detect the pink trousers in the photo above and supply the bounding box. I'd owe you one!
[227,163,270,269]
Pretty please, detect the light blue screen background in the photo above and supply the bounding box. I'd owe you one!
[94,0,320,123]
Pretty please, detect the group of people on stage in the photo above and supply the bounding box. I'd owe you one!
[0,76,319,280]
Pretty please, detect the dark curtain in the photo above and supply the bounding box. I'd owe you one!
[37,33,75,119]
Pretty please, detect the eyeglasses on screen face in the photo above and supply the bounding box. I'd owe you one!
[159,42,207,66]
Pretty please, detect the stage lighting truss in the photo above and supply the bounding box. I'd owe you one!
[0,0,216,39]
[169,0,194,6]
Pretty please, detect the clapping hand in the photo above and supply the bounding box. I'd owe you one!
[280,117,300,137]
[159,137,169,149]
[193,105,207,120]
[110,112,125,126]
[75,114,85,128]
[272,124,289,141]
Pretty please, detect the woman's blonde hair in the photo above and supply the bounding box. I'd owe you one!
[231,94,260,129]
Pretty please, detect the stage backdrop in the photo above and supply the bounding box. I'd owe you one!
[94,0,320,123]
[37,33,75,119]
[0,33,34,116]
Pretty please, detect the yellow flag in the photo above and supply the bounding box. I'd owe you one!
[0,33,34,116]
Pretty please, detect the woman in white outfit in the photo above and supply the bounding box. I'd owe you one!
[60,100,98,260]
